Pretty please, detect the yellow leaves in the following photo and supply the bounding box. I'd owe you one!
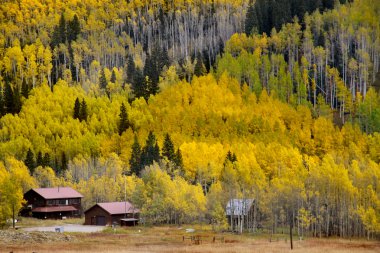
[180,142,225,180]
[0,158,35,225]
[33,166,58,188]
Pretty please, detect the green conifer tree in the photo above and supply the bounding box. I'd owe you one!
[24,148,35,174]
[245,0,258,35]
[162,133,175,162]
[133,68,146,99]
[67,14,81,43]
[129,135,142,176]
[118,102,130,135]
[111,69,117,83]
[73,97,81,119]
[194,53,207,77]
[99,69,107,90]
[21,79,29,99]
[127,55,136,84]
[4,81,14,114]
[61,152,68,175]
[141,131,160,168]
[0,89,5,117]
[43,153,50,167]
[36,151,43,167]
[79,99,88,121]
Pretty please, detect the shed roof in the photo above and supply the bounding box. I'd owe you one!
[28,187,83,200]
[226,199,254,216]
[85,202,139,215]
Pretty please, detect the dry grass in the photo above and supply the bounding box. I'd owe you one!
[1,226,379,253]
[16,217,84,228]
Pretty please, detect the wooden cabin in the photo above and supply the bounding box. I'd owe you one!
[84,202,139,226]
[23,187,83,219]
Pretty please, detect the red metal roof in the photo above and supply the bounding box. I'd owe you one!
[32,205,78,213]
[32,187,83,199]
[87,202,139,215]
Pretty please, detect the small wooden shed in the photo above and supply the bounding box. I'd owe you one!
[84,202,139,226]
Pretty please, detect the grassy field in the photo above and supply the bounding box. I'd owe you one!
[1,224,380,253]
[15,217,85,227]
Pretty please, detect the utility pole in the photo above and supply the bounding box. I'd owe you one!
[124,174,127,218]
[290,212,294,250]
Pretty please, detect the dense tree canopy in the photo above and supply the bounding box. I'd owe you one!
[0,0,378,237]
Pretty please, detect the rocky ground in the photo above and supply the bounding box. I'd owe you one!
[0,230,75,244]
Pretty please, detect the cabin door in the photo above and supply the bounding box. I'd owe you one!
[96,216,106,225]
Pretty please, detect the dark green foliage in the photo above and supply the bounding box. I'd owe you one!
[129,135,142,175]
[224,151,237,166]
[73,97,81,119]
[4,81,21,115]
[51,13,67,48]
[21,79,30,99]
[67,14,81,44]
[143,47,170,97]
[111,69,117,83]
[99,69,107,90]
[36,151,43,167]
[194,53,207,77]
[244,0,258,36]
[43,153,51,167]
[13,87,22,114]
[132,68,146,99]
[245,0,338,35]
[24,149,35,174]
[162,133,175,162]
[118,102,130,135]
[79,99,88,122]
[0,89,5,117]
[126,55,136,84]
[174,148,184,170]
[141,131,160,168]
[4,81,14,114]
[60,152,68,174]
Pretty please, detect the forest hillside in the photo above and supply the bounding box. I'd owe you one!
[0,0,379,238]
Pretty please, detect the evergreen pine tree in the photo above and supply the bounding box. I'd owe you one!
[59,13,66,43]
[99,68,107,90]
[36,151,43,167]
[79,99,88,121]
[118,102,130,135]
[174,148,184,171]
[0,89,5,117]
[154,142,161,162]
[110,69,116,83]
[21,79,29,99]
[24,148,35,174]
[13,87,22,114]
[133,68,146,99]
[143,47,169,97]
[67,14,81,43]
[4,81,14,114]
[194,53,207,76]
[126,55,136,84]
[73,97,81,119]
[224,151,237,166]
[43,153,51,167]
[162,133,175,162]
[245,0,258,35]
[61,152,68,174]
[141,131,160,167]
[129,135,142,176]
